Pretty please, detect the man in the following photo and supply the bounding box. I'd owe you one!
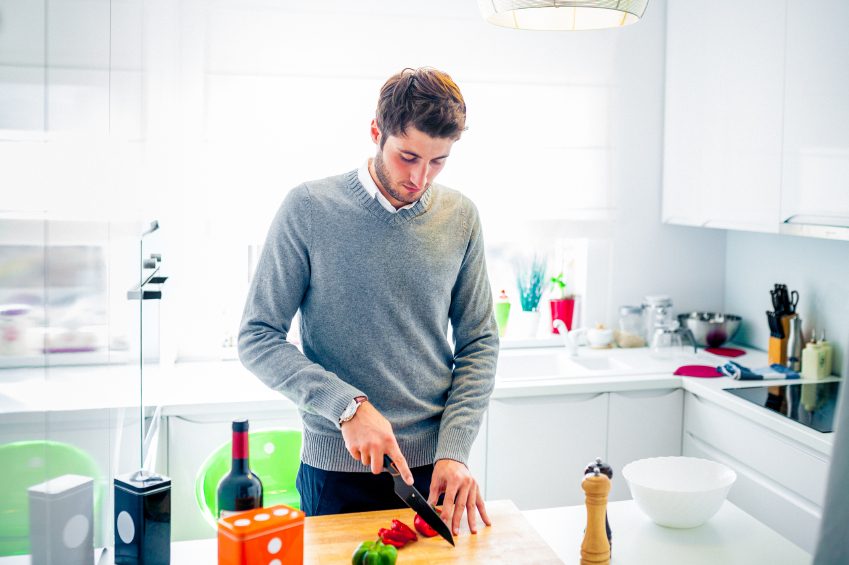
[238,67,498,536]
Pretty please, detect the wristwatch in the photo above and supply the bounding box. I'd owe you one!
[339,395,368,425]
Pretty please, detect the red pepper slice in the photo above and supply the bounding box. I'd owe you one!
[390,519,417,542]
[413,513,439,538]
[378,527,409,548]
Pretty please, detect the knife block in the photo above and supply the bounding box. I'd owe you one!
[581,472,611,565]
[768,314,796,365]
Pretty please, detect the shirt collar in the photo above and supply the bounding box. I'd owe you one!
[358,159,417,213]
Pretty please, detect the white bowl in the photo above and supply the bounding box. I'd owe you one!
[622,456,737,528]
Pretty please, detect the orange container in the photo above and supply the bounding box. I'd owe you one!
[218,504,304,565]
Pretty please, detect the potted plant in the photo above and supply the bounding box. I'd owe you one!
[512,255,547,338]
[549,272,576,334]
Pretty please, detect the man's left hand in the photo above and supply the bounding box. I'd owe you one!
[428,459,491,536]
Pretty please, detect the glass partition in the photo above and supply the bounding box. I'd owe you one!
[0,0,150,559]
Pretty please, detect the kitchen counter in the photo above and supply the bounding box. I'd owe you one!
[0,499,810,564]
[0,344,835,455]
[524,499,811,564]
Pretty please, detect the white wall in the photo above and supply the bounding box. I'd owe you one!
[1,0,727,359]
[725,231,849,377]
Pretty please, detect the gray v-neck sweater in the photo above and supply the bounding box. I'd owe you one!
[238,169,499,472]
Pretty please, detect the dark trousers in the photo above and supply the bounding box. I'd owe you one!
[296,461,435,516]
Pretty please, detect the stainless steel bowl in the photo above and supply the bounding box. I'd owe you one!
[677,312,742,348]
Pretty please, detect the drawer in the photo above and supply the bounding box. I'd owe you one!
[684,392,828,507]
[684,432,820,553]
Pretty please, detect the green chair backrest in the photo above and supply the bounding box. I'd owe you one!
[195,429,302,529]
[0,440,102,557]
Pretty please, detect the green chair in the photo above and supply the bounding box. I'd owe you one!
[0,440,102,556]
[195,429,302,529]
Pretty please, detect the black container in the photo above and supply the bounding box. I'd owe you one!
[113,471,171,565]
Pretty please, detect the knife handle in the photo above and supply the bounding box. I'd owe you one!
[383,454,400,476]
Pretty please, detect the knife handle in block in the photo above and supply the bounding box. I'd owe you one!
[581,473,611,565]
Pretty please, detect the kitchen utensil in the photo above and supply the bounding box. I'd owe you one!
[641,295,674,344]
[622,456,736,528]
[677,312,742,348]
[383,455,454,546]
[616,305,645,348]
[586,325,614,349]
[704,347,746,358]
[581,467,611,563]
[786,316,803,371]
[789,290,799,313]
[673,365,723,378]
[302,500,560,563]
[766,311,784,338]
[650,324,697,359]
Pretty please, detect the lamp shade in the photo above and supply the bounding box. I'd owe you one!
[478,0,649,31]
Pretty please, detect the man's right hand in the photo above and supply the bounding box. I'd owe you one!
[341,401,414,485]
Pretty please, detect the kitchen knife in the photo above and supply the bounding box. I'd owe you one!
[383,454,455,546]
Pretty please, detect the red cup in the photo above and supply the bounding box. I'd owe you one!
[550,299,575,333]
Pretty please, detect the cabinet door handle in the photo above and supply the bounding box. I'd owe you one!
[783,214,849,228]
[612,389,680,400]
[496,392,604,405]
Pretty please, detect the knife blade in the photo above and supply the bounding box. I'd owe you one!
[383,454,455,546]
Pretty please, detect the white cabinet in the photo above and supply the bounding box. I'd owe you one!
[166,409,302,541]
[663,0,786,233]
[682,392,828,553]
[486,393,608,510]
[607,389,683,501]
[779,0,849,239]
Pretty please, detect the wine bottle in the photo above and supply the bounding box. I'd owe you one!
[217,419,263,518]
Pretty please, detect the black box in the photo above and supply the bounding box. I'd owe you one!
[114,471,171,565]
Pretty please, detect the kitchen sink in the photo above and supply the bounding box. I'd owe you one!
[496,350,635,380]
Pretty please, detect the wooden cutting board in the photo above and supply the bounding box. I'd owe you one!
[304,499,563,564]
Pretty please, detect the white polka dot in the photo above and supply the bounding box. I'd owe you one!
[269,560,282,565]
[62,514,89,548]
[117,511,135,544]
[267,537,282,554]
[254,513,270,521]
[264,442,275,455]
[272,508,288,517]
[234,518,251,527]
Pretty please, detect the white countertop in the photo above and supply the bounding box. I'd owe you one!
[524,499,811,564]
[0,345,836,455]
[0,499,811,565]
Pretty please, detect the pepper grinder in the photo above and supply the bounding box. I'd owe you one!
[581,465,611,565]
[584,458,613,553]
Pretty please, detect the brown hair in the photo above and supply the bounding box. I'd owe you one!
[375,67,467,148]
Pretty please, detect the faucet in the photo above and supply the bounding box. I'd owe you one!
[553,320,583,357]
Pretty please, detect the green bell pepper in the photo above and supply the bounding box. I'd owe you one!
[352,539,398,565]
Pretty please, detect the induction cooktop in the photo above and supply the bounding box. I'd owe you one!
[724,381,840,433]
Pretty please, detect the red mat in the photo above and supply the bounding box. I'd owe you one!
[674,365,723,378]
[705,347,746,357]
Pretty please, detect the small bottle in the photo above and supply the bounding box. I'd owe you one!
[494,289,511,338]
[801,339,819,380]
[217,419,263,518]
[819,330,833,378]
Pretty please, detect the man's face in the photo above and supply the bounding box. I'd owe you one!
[370,120,455,209]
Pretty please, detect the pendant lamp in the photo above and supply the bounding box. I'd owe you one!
[478,0,649,31]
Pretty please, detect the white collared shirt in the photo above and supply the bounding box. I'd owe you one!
[358,159,417,213]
